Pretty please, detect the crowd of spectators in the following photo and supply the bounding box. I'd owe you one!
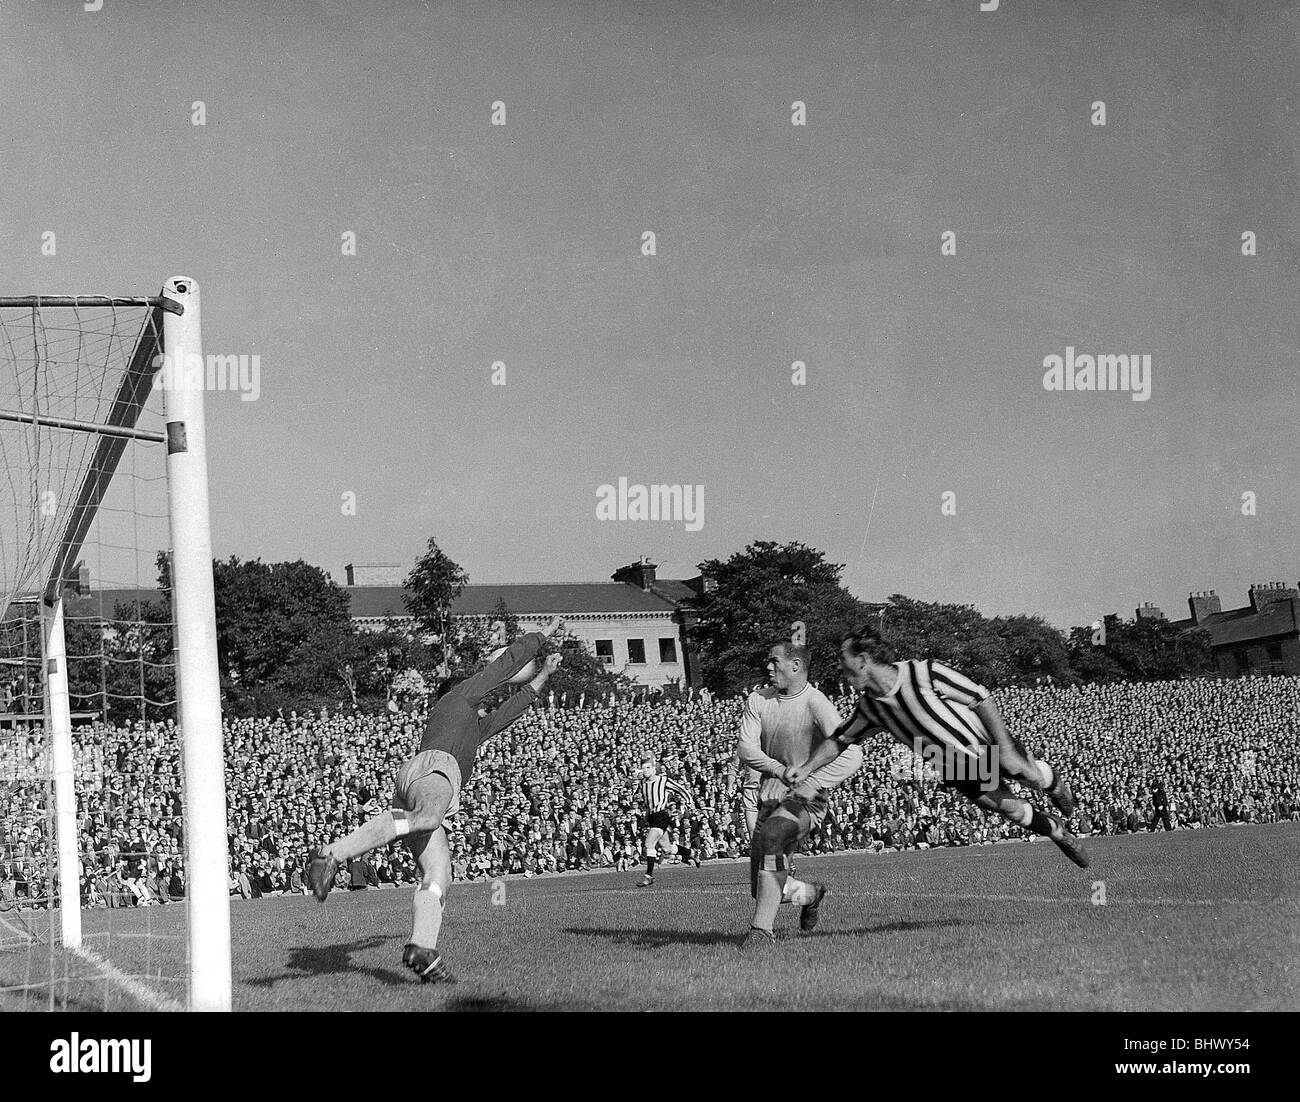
[3,675,1299,910]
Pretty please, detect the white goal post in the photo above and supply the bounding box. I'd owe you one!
[0,278,231,1011]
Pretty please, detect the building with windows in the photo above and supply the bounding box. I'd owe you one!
[1139,582,1300,677]
[343,557,706,689]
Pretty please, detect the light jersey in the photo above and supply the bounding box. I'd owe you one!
[738,683,863,805]
[847,659,993,758]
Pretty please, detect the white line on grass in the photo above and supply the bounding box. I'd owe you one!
[70,946,184,1013]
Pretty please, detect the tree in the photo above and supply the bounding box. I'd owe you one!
[877,595,1002,681]
[207,557,358,716]
[364,617,439,709]
[688,540,875,695]
[445,596,522,682]
[402,538,469,673]
[1068,614,1213,682]
[990,613,1076,686]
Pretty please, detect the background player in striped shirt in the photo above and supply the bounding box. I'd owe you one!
[306,617,565,983]
[739,639,864,949]
[635,756,697,886]
[788,624,1089,869]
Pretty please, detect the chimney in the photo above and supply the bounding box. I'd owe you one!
[612,556,658,591]
[1249,581,1299,613]
[1135,601,1164,621]
[345,563,404,587]
[1188,590,1221,625]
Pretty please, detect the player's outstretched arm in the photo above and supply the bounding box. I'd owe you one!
[461,631,548,700]
[807,742,865,790]
[478,655,561,740]
[667,778,696,808]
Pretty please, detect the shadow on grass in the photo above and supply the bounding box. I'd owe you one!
[439,993,588,1011]
[563,926,748,948]
[246,936,408,987]
[565,916,978,948]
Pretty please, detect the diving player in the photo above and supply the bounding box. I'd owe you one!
[306,617,565,983]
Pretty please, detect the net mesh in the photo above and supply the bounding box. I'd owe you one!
[0,300,188,1010]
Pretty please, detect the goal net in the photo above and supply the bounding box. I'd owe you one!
[0,280,230,1011]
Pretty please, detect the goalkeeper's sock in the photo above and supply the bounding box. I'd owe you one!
[411,882,444,948]
[782,877,816,906]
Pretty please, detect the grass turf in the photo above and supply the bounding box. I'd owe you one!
[3,821,1297,1011]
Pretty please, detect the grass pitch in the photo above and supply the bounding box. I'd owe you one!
[4,822,1297,1011]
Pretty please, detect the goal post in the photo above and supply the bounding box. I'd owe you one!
[159,278,231,1012]
[0,278,231,1011]
[41,596,80,954]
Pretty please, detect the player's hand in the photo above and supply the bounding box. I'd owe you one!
[785,765,809,785]
[542,616,564,637]
[791,778,821,802]
[542,653,563,674]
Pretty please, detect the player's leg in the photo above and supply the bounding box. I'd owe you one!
[639,826,664,886]
[320,810,402,864]
[308,755,420,900]
[657,828,679,858]
[400,825,456,983]
[954,779,1089,868]
[746,803,806,943]
[774,796,828,928]
[983,727,1075,816]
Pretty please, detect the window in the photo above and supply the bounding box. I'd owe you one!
[595,640,614,666]
[1267,641,1283,661]
[627,639,646,664]
[659,637,677,663]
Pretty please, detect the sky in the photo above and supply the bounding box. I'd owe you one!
[1,0,1297,630]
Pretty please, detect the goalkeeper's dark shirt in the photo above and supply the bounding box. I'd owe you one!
[417,632,546,783]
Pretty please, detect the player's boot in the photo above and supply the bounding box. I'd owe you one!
[402,943,456,984]
[739,927,777,953]
[799,883,828,933]
[1046,772,1077,817]
[637,874,655,888]
[305,848,340,902]
[1046,816,1090,868]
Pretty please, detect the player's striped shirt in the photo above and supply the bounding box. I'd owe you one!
[840,659,992,758]
[640,774,695,813]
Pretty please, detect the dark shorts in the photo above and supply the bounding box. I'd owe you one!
[645,811,674,833]
[755,799,814,849]
[941,744,1003,802]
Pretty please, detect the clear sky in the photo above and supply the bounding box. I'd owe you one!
[2,0,1297,630]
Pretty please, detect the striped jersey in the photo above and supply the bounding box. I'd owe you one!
[639,774,695,813]
[841,659,992,758]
